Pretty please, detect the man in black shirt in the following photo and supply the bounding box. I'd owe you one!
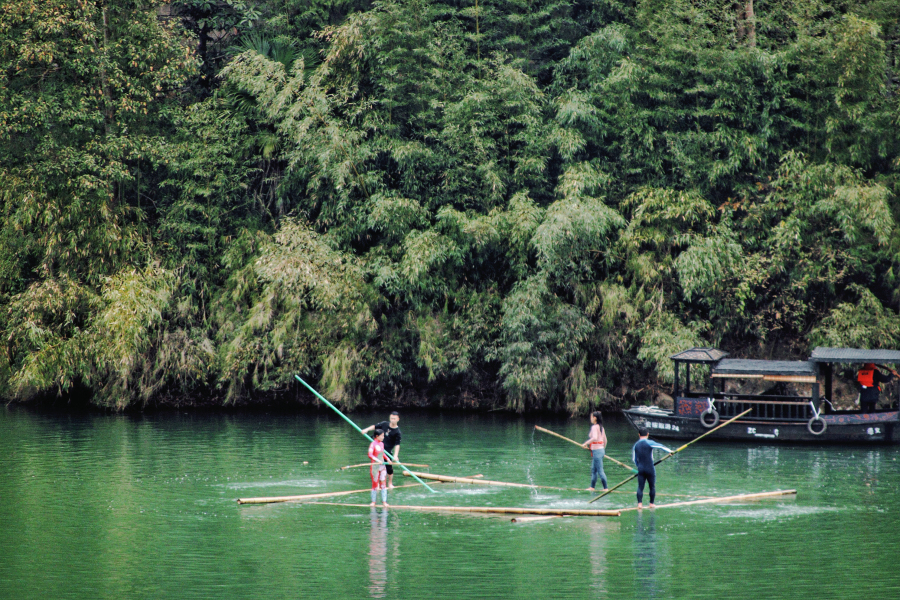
[362,412,402,488]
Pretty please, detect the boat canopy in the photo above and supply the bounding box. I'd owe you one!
[669,347,728,363]
[809,347,900,364]
[711,359,817,383]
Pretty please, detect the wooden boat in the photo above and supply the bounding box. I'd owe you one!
[622,347,900,444]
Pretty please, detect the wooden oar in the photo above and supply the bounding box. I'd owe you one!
[534,425,636,472]
[618,489,796,512]
[295,374,437,493]
[589,408,753,503]
[340,462,429,471]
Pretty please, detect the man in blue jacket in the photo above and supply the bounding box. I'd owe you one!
[632,427,673,509]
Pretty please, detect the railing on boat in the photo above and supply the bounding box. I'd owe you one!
[716,395,812,421]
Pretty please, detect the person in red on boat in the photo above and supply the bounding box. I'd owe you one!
[368,429,389,507]
[857,363,899,413]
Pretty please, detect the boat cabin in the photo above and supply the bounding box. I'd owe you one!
[672,350,821,425]
[672,346,900,422]
[809,347,900,408]
[627,346,900,442]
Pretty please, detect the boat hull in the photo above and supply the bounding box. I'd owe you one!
[623,407,900,444]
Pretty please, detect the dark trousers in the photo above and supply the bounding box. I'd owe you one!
[636,470,656,504]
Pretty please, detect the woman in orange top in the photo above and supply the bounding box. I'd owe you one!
[582,411,608,492]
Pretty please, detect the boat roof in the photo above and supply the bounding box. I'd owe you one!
[712,359,816,377]
[669,347,728,363]
[809,347,900,364]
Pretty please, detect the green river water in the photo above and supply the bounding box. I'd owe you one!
[1,406,898,599]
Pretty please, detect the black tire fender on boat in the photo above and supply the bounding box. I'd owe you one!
[807,416,827,436]
[700,409,720,428]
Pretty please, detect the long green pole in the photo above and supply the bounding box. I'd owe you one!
[588,408,753,503]
[294,374,437,493]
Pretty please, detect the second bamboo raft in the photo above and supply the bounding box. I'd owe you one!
[311,502,622,517]
[619,489,797,511]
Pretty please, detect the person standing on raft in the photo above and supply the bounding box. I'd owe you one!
[582,411,608,492]
[632,427,672,509]
[362,412,402,489]
[857,363,899,413]
[368,429,389,507]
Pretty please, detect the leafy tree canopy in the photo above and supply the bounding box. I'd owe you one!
[1,0,899,412]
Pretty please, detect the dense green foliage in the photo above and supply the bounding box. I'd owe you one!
[2,0,899,411]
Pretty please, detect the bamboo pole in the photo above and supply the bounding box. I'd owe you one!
[401,471,708,498]
[534,425,636,472]
[237,475,484,505]
[511,515,562,523]
[403,471,579,491]
[294,374,436,493]
[589,408,753,503]
[238,482,426,505]
[618,489,797,512]
[310,502,621,517]
[340,463,429,471]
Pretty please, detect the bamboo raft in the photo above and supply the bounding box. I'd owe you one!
[310,502,622,517]
[401,471,709,498]
[307,489,796,517]
[402,471,577,491]
[619,489,797,511]
[238,463,795,509]
[237,475,483,505]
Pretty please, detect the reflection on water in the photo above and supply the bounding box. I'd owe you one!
[746,446,780,470]
[633,512,661,599]
[2,407,900,600]
[588,521,609,599]
[368,508,388,598]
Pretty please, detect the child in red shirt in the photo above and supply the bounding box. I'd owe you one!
[368,429,389,506]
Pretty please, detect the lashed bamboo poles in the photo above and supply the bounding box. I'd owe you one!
[310,502,622,517]
[403,471,579,491]
[401,471,707,498]
[305,489,795,517]
[618,489,797,511]
[340,463,429,471]
[534,425,636,472]
[237,475,484,505]
[589,408,753,503]
[238,482,426,505]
